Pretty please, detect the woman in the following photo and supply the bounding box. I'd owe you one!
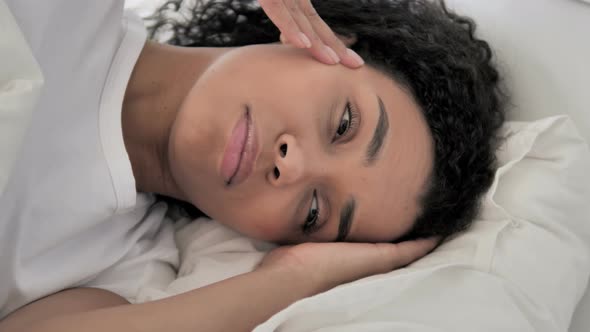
[0,0,505,331]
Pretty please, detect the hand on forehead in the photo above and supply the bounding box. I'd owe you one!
[258,0,364,68]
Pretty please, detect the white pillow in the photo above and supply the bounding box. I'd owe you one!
[442,2,590,330]
[136,116,590,331]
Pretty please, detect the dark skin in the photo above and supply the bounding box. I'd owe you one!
[124,41,434,244]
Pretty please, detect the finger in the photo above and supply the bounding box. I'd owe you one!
[323,238,439,281]
[259,0,312,49]
[296,0,364,68]
[382,237,441,269]
[286,0,341,65]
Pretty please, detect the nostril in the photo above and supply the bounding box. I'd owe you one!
[273,167,281,179]
[280,144,287,158]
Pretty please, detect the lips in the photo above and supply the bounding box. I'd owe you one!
[220,107,259,186]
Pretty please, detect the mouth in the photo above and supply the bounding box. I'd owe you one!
[220,106,259,187]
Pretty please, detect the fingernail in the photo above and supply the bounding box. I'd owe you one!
[298,32,312,48]
[346,48,364,66]
[324,45,340,64]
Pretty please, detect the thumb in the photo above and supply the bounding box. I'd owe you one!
[279,33,288,45]
[376,237,441,271]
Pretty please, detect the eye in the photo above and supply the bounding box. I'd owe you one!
[302,190,321,234]
[332,100,360,143]
[335,102,352,137]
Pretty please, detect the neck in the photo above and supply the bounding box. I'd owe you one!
[122,41,231,200]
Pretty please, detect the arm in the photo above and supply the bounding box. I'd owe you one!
[25,267,315,332]
[6,239,437,332]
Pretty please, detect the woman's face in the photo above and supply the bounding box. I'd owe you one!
[169,44,433,244]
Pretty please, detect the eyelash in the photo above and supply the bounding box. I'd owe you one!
[332,100,360,142]
[301,101,360,235]
[302,190,321,235]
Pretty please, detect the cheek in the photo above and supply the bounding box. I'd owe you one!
[208,194,292,242]
[169,119,221,200]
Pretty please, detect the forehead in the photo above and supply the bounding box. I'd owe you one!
[344,67,433,242]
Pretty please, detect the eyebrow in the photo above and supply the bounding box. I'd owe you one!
[334,96,388,241]
[335,198,356,242]
[365,96,389,166]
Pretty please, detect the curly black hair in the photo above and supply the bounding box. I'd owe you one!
[148,0,507,241]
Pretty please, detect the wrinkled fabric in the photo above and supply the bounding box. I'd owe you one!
[0,0,43,194]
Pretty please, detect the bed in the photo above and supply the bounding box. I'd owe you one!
[126,0,590,330]
[448,1,590,331]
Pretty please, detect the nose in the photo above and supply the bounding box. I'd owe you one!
[268,134,305,187]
